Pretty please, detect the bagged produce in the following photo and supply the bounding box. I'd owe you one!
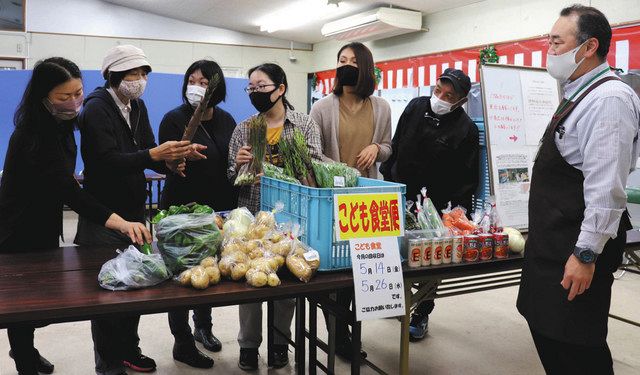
[442,203,477,235]
[98,246,171,291]
[263,162,299,184]
[222,207,254,239]
[286,239,320,283]
[156,212,222,273]
[405,201,421,231]
[176,256,222,289]
[311,160,360,188]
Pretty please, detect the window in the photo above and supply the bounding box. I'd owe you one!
[0,0,25,32]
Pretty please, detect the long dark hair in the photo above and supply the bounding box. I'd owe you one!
[14,57,82,130]
[247,63,294,110]
[182,59,227,107]
[333,42,376,98]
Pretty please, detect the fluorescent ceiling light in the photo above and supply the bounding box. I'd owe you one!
[258,0,352,33]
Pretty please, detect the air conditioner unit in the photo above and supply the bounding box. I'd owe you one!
[321,7,422,42]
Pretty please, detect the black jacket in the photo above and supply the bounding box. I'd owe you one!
[158,104,238,211]
[0,110,112,252]
[380,96,480,212]
[78,87,166,222]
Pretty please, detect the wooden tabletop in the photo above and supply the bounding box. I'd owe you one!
[0,246,524,328]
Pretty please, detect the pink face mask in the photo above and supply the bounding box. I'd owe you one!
[43,96,84,121]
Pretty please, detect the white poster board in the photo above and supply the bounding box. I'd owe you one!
[480,64,561,230]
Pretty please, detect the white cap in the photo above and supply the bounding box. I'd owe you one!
[101,45,151,79]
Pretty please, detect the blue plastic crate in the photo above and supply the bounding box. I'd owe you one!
[260,176,406,271]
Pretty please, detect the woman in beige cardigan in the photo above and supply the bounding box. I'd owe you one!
[309,42,391,361]
[309,42,392,179]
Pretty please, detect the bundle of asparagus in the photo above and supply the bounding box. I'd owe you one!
[280,129,317,187]
[234,115,267,186]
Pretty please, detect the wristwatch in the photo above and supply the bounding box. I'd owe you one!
[573,246,598,264]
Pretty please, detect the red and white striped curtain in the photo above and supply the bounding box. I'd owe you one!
[315,24,640,94]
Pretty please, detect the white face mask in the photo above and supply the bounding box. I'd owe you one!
[430,94,455,116]
[186,84,206,107]
[118,78,147,100]
[546,41,587,83]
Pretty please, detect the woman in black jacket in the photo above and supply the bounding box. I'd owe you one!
[74,45,199,375]
[0,57,150,375]
[159,59,238,369]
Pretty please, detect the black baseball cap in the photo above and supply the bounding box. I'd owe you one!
[439,68,471,97]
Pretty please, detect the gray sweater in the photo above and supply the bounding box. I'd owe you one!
[309,93,392,179]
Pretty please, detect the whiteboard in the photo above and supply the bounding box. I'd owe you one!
[480,64,561,230]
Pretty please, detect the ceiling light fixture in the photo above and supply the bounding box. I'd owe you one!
[258,0,350,33]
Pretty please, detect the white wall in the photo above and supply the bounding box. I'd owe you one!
[0,0,313,112]
[310,0,640,71]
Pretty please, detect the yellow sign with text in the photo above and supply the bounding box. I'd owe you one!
[334,192,404,241]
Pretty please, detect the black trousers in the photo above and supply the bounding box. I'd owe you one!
[322,289,353,343]
[91,316,141,374]
[414,299,435,317]
[7,325,39,375]
[530,327,613,375]
[168,307,212,348]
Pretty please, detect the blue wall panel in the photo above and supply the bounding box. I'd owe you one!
[0,70,253,172]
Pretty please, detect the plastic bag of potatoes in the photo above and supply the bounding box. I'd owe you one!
[177,256,221,290]
[286,240,320,283]
[246,254,281,288]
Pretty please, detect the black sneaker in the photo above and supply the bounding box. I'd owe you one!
[270,344,289,369]
[9,350,54,374]
[122,350,157,373]
[173,345,214,369]
[238,348,259,371]
[409,313,429,341]
[194,328,222,352]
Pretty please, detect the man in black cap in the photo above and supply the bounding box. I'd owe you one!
[381,68,479,340]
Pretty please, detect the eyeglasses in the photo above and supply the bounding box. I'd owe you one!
[244,84,276,94]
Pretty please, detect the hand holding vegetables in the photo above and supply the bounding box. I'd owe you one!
[235,115,267,186]
[186,143,208,161]
[150,140,193,161]
[235,146,253,166]
[105,214,151,246]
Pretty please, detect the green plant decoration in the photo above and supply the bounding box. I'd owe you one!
[479,45,499,64]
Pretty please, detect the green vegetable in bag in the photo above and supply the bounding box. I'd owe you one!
[311,160,360,188]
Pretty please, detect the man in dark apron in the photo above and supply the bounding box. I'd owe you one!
[517,5,640,374]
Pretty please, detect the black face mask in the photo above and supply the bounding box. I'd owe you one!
[336,65,359,86]
[249,88,280,113]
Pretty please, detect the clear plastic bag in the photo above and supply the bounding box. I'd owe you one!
[311,160,360,188]
[156,213,222,273]
[286,239,320,283]
[263,162,299,184]
[98,246,171,291]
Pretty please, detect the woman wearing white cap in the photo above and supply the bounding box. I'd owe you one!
[75,45,201,375]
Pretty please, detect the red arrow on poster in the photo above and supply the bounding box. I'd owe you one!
[509,135,518,142]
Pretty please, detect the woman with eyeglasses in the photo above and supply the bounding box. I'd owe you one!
[228,63,323,371]
[0,57,151,375]
[309,42,392,361]
[159,59,238,369]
